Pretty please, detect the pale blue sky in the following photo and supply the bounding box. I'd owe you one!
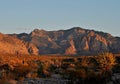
[0,0,120,36]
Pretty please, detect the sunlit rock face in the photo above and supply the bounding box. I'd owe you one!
[14,27,120,55]
[2,27,120,55]
[0,33,39,55]
[65,39,77,55]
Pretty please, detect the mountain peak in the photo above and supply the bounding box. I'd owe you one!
[30,29,47,37]
[19,27,120,55]
[0,27,120,55]
[32,29,46,32]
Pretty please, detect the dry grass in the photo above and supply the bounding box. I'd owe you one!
[0,52,119,84]
[0,53,118,69]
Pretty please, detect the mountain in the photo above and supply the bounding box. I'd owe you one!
[0,33,38,55]
[12,27,120,55]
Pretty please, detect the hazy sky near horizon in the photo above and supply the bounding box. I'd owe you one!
[0,0,120,36]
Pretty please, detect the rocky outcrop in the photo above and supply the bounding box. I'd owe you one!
[65,39,77,55]
[14,27,120,55]
[0,33,39,55]
[26,43,39,55]
[0,27,120,55]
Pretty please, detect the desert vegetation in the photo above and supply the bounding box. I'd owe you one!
[0,53,119,84]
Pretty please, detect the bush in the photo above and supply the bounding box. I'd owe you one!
[97,52,116,82]
[81,57,89,67]
[97,52,116,71]
[37,62,51,78]
[12,64,33,80]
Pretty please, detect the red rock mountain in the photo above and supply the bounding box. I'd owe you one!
[0,27,120,55]
[0,33,38,55]
[13,27,120,55]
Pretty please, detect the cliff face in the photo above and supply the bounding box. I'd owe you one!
[0,27,120,55]
[15,27,120,55]
[0,33,39,55]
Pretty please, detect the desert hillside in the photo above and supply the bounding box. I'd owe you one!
[12,27,120,55]
[0,27,120,55]
[0,33,38,55]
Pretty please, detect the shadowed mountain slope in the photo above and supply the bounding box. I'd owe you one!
[14,27,120,55]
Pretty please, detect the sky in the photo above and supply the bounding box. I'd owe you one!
[0,0,120,36]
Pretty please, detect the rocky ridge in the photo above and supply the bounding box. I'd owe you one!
[0,27,120,55]
[14,27,120,55]
[0,33,38,55]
